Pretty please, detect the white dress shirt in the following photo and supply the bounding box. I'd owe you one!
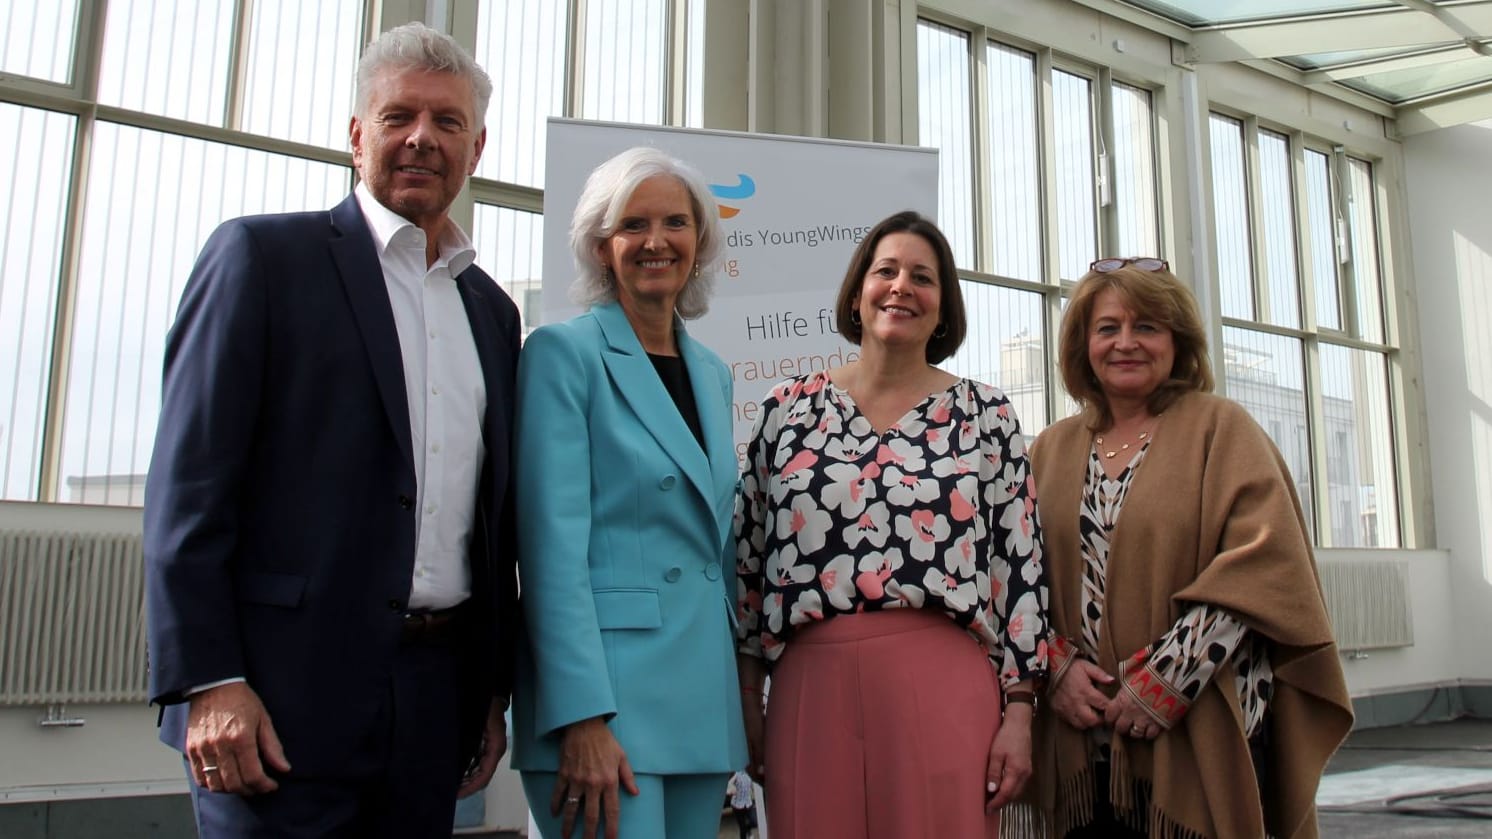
[356,182,487,611]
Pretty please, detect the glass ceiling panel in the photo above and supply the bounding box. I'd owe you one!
[1280,45,1447,71]
[1122,0,1393,26]
[1342,55,1492,102]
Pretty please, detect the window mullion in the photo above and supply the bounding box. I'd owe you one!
[1291,132,1319,331]
[567,0,585,117]
[665,0,686,125]
[971,27,992,275]
[1035,47,1058,287]
[37,103,97,502]
[1330,146,1360,339]
[223,0,252,131]
[1301,336,1332,545]
[1096,67,1118,258]
[1242,115,1270,324]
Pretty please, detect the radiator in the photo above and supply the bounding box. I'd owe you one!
[1317,556,1414,651]
[0,530,147,705]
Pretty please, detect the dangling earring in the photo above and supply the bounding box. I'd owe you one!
[850,310,862,327]
[602,265,612,285]
[933,322,948,338]
[691,262,701,280]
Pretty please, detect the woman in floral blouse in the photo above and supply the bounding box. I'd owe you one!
[733,210,1050,838]
[1011,259,1352,839]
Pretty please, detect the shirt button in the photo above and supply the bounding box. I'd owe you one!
[659,475,677,490]
[431,443,441,454]
[664,567,682,583]
[415,568,426,578]
[426,504,436,515]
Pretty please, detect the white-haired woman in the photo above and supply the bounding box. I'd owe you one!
[510,146,747,839]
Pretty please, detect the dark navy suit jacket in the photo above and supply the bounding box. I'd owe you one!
[143,194,520,774]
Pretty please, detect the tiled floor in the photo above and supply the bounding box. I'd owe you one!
[1318,718,1492,837]
[711,718,1492,838]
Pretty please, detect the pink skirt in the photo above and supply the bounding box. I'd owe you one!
[764,609,1002,838]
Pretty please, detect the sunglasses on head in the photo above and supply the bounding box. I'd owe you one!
[1090,257,1168,273]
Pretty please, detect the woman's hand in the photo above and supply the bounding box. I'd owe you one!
[738,655,769,784]
[741,691,767,785]
[1104,681,1162,741]
[985,702,1033,812]
[1048,659,1115,730]
[550,716,640,839]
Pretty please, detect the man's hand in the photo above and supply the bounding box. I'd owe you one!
[458,698,509,799]
[550,717,639,839]
[186,682,290,795]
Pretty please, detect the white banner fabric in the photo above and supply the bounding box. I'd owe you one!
[541,118,939,460]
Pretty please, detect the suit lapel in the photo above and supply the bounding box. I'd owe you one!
[455,269,509,469]
[594,302,715,506]
[679,327,737,542]
[327,195,414,473]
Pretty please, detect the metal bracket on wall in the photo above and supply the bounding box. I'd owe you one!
[38,703,86,728]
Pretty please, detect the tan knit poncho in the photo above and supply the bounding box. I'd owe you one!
[1010,392,1353,839]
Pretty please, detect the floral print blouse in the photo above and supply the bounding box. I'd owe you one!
[733,371,1050,689]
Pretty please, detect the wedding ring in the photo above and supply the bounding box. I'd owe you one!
[1130,724,1143,735]
[202,765,219,772]
[565,797,580,805]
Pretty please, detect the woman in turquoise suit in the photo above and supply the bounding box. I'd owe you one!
[510,146,747,839]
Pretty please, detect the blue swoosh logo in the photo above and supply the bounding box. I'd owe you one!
[709,175,756,200]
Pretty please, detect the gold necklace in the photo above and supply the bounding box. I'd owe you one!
[1095,423,1158,459]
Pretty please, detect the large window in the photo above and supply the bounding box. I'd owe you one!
[1,0,696,505]
[2,1,360,505]
[469,0,699,333]
[1209,113,1401,547]
[915,17,1162,436]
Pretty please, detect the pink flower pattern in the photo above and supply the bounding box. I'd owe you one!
[734,372,1049,686]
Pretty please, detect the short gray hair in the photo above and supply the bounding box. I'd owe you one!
[569,147,724,320]
[355,22,492,127]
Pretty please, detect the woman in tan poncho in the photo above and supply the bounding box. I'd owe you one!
[1013,258,1353,839]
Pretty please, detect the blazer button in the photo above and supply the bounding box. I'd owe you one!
[387,599,403,611]
[658,474,677,490]
[704,563,722,581]
[398,495,414,510]
[664,567,683,583]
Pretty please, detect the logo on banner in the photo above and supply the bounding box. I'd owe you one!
[709,174,756,218]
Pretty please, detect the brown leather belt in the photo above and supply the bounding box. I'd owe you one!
[400,605,466,645]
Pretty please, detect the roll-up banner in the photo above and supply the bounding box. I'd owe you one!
[541,118,940,461]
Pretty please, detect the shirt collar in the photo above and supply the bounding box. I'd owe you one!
[354,181,477,276]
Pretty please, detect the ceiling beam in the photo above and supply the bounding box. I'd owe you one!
[1231,59,1397,116]
[1394,80,1492,133]
[1064,0,1193,41]
[1185,5,1492,63]
[1302,45,1473,84]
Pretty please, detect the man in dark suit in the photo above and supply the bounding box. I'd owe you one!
[144,21,519,838]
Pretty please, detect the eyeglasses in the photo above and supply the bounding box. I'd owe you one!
[1090,257,1168,273]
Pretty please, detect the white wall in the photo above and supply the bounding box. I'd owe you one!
[1325,549,1461,696]
[1403,119,1492,682]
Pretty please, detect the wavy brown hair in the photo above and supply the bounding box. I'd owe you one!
[833,211,966,364]
[1058,263,1214,430]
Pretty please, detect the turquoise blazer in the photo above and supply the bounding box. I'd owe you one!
[510,300,747,776]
